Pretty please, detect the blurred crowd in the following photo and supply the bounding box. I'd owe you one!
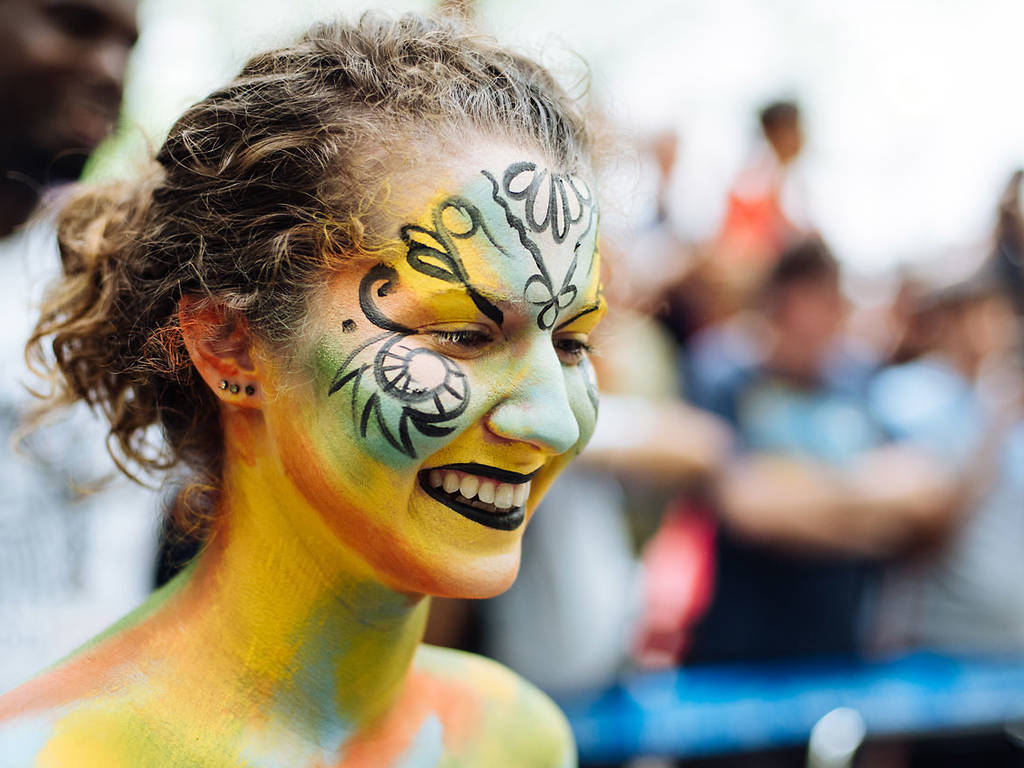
[0,0,158,696]
[432,101,1024,766]
[442,98,1024,670]
[2,1,1024,766]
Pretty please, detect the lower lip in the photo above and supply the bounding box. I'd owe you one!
[418,473,526,532]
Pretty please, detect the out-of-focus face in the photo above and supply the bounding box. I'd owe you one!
[261,141,604,598]
[957,293,1019,363]
[767,119,803,165]
[0,0,137,181]
[773,275,846,363]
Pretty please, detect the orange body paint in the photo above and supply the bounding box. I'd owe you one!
[0,143,599,767]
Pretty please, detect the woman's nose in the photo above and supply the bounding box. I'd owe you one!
[484,346,580,455]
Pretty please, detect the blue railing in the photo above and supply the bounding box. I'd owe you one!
[558,653,1024,763]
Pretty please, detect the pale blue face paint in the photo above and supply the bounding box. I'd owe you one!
[394,714,444,768]
[272,147,604,599]
[0,712,56,766]
[317,159,601,470]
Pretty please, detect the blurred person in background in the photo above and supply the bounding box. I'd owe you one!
[994,169,1024,323]
[716,100,811,270]
[663,101,818,414]
[870,269,1024,656]
[0,0,137,235]
[0,0,154,693]
[686,238,957,665]
[673,100,816,338]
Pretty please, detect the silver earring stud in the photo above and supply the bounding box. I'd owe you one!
[229,383,240,394]
[219,380,228,390]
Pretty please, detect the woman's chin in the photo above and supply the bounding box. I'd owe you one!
[414,545,522,600]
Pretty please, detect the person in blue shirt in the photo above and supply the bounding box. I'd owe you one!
[687,238,956,663]
[870,271,1024,653]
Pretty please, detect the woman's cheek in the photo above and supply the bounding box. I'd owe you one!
[569,357,600,451]
[314,334,475,470]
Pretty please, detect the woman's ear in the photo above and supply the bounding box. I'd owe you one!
[178,296,263,409]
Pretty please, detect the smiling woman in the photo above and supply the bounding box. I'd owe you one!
[0,12,602,767]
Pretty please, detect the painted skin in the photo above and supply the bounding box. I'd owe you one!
[0,142,604,767]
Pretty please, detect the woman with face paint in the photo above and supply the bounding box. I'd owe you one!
[0,13,604,766]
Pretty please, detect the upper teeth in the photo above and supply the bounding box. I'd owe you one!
[427,470,530,510]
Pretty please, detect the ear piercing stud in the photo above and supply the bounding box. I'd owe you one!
[220,380,255,396]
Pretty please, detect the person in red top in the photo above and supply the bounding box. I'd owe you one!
[695,101,815,326]
[719,101,809,263]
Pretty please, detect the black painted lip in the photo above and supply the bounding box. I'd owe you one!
[418,472,526,531]
[423,462,540,485]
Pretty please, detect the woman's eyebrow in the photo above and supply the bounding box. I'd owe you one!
[414,285,516,308]
[555,302,603,331]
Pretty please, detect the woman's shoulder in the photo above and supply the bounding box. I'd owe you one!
[0,643,578,768]
[410,644,576,767]
[0,635,161,767]
[0,680,126,767]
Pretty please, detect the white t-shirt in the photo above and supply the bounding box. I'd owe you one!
[0,222,159,693]
[870,357,1024,653]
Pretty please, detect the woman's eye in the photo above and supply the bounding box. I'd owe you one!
[427,329,493,355]
[554,337,594,365]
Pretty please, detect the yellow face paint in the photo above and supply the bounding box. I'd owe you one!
[263,147,605,601]
[0,142,600,768]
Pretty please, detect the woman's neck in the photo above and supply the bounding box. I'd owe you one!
[166,425,429,747]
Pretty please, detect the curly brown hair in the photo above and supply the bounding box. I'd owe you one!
[28,12,593,528]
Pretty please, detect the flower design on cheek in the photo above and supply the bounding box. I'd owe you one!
[328,266,472,460]
[376,337,468,415]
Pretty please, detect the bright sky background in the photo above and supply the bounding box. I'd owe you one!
[98,0,1024,274]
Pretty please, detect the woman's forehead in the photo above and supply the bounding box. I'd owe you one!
[381,136,590,216]
[342,144,601,328]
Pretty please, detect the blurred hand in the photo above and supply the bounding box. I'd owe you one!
[716,446,960,558]
[581,396,732,487]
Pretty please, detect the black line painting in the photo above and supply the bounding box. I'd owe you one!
[327,160,598,457]
[329,266,470,458]
[482,162,597,330]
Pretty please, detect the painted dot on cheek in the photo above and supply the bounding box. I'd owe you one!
[342,319,357,333]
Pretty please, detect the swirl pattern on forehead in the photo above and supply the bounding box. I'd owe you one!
[502,161,594,244]
[400,195,514,329]
[481,163,598,330]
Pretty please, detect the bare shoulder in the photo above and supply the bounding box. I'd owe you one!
[413,645,576,768]
[0,661,165,768]
[0,678,98,768]
[0,694,61,768]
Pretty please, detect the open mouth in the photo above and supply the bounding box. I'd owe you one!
[418,463,538,531]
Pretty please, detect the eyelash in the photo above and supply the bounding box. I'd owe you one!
[426,329,594,365]
[554,338,595,365]
[428,329,493,352]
